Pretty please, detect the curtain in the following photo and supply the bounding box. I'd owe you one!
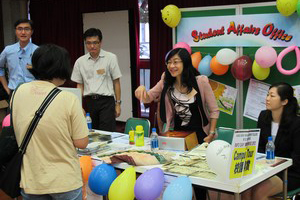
[147,0,273,129]
[0,0,3,50]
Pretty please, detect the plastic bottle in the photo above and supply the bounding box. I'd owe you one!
[150,128,159,152]
[86,113,92,132]
[129,130,135,145]
[266,136,275,164]
[135,125,144,147]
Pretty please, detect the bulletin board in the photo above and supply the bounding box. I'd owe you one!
[174,2,300,129]
[241,4,299,128]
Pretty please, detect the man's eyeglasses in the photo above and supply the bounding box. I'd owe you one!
[16,27,31,32]
[166,60,182,66]
[86,41,100,46]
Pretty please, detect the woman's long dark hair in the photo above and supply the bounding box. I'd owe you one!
[160,48,208,126]
[263,82,299,128]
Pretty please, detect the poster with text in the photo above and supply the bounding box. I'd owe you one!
[244,79,270,121]
[228,129,260,180]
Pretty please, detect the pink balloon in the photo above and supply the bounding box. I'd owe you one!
[173,42,192,54]
[2,114,10,127]
[255,46,277,68]
[276,46,300,75]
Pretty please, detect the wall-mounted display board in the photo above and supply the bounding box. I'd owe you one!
[174,2,300,129]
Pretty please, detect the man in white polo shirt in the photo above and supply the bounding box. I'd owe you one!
[71,28,122,131]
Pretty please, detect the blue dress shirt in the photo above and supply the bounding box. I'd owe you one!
[0,42,38,90]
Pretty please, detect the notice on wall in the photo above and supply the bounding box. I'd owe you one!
[243,79,270,121]
[209,79,237,115]
[228,129,260,180]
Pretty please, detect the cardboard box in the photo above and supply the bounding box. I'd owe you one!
[158,131,199,151]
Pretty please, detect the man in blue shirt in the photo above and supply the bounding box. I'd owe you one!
[0,19,38,95]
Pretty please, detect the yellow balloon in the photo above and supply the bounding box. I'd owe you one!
[252,60,270,80]
[108,166,136,200]
[276,0,297,16]
[161,4,181,28]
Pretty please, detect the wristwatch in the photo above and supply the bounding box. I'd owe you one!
[209,131,216,135]
[115,100,122,104]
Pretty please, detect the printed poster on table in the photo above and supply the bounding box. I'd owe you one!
[243,79,270,121]
[228,129,260,180]
[209,79,237,115]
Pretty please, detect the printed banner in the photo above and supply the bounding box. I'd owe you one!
[176,13,300,47]
[228,129,260,180]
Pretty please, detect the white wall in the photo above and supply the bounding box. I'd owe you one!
[82,10,133,122]
[1,0,27,46]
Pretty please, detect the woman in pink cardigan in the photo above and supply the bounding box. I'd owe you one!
[136,48,219,199]
[135,48,219,144]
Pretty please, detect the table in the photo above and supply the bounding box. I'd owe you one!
[89,130,292,200]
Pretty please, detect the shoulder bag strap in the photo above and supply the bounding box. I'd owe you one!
[19,87,61,154]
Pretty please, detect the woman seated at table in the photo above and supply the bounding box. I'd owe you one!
[135,48,219,199]
[242,82,300,200]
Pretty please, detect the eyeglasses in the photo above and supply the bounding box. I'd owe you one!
[86,41,100,46]
[16,27,31,32]
[166,60,182,66]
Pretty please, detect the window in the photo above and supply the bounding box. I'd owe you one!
[140,68,150,117]
[139,0,149,59]
[139,0,150,117]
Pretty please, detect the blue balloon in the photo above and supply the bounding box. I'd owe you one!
[198,54,212,76]
[88,163,117,195]
[163,176,193,200]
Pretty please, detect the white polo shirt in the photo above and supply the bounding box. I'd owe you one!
[71,49,122,96]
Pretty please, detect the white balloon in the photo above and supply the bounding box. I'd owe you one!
[206,140,231,180]
[216,48,238,65]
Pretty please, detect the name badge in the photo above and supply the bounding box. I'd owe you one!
[97,69,105,75]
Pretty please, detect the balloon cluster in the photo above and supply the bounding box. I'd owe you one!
[172,42,254,81]
[84,163,193,200]
[172,41,300,81]
[276,0,300,16]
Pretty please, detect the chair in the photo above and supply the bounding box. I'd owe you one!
[124,117,151,137]
[215,127,235,144]
[273,187,300,199]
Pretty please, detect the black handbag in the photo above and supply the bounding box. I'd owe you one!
[0,87,61,198]
[0,86,21,167]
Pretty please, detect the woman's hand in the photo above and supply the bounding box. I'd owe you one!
[135,85,150,103]
[203,134,215,143]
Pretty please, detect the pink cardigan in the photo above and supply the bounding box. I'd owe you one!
[148,74,219,134]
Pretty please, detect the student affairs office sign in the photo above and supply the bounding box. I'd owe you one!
[176,13,300,47]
